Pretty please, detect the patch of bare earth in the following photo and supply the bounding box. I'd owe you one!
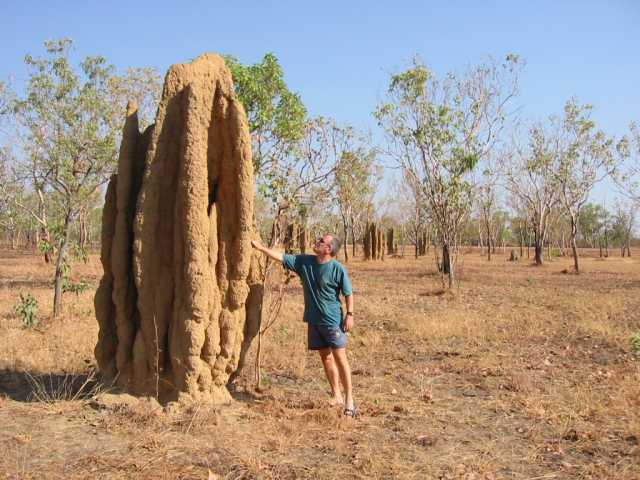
[0,248,638,479]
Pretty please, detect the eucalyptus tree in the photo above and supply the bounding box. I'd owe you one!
[107,67,162,130]
[476,158,502,260]
[0,147,19,246]
[616,122,640,202]
[579,203,608,248]
[224,53,307,188]
[0,81,13,124]
[375,55,521,287]
[508,207,529,259]
[14,39,131,316]
[599,203,613,257]
[611,201,635,257]
[382,176,423,257]
[554,99,616,272]
[502,122,561,265]
[334,137,378,262]
[401,170,431,259]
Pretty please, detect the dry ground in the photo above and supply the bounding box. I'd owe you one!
[0,247,639,479]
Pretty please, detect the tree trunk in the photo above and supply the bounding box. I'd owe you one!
[342,220,349,263]
[534,230,544,266]
[433,241,441,271]
[370,223,378,260]
[442,243,454,288]
[519,230,524,259]
[570,217,579,273]
[78,208,88,250]
[351,224,356,258]
[485,219,491,261]
[40,226,52,263]
[442,244,451,275]
[36,188,52,264]
[53,211,73,318]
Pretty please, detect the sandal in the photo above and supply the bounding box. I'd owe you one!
[343,407,359,418]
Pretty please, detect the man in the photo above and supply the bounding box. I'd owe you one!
[250,234,357,417]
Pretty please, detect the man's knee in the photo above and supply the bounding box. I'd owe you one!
[318,348,333,362]
[331,347,349,365]
[331,347,347,357]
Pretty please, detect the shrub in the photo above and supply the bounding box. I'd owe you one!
[632,332,640,357]
[13,292,39,328]
[62,277,91,296]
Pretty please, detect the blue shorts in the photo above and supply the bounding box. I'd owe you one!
[307,323,348,350]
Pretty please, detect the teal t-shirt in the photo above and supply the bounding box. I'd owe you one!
[282,254,353,327]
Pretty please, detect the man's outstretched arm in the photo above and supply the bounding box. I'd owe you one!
[251,239,284,263]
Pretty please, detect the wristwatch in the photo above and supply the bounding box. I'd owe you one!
[346,312,354,316]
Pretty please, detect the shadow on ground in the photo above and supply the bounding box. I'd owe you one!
[0,369,98,402]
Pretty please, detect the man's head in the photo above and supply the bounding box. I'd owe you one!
[313,234,340,257]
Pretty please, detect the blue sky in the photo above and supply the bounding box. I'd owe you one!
[2,1,639,202]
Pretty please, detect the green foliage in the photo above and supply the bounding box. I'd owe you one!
[38,238,54,256]
[6,39,159,315]
[375,55,521,286]
[334,143,380,243]
[632,332,640,357]
[615,122,640,201]
[62,277,90,296]
[224,53,307,175]
[13,292,39,328]
[16,39,120,208]
[71,242,88,264]
[107,66,162,129]
[579,203,609,246]
[0,80,16,120]
[555,98,616,217]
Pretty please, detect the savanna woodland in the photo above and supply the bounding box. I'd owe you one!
[0,38,638,479]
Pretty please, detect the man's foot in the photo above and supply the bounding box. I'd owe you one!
[343,406,359,418]
[329,395,344,406]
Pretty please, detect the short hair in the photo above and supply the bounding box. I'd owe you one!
[328,235,341,257]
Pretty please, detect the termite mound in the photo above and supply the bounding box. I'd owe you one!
[95,54,254,404]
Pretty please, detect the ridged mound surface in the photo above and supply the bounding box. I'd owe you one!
[95,54,254,404]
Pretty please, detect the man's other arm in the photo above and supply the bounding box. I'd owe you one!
[343,294,354,332]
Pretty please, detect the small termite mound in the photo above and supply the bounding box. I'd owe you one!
[95,54,254,405]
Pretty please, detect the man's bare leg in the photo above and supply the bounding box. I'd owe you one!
[331,347,354,411]
[318,348,343,404]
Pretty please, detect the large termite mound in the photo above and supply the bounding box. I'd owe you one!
[95,54,254,404]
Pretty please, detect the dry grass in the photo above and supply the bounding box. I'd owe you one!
[0,246,639,479]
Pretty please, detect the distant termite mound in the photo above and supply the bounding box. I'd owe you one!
[95,54,254,404]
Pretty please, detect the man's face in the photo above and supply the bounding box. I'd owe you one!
[313,235,333,256]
